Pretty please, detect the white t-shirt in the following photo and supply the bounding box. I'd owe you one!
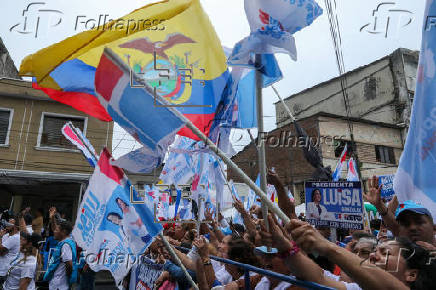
[3,253,37,290]
[0,232,20,276]
[323,270,362,290]
[49,240,73,290]
[255,276,293,290]
[26,225,33,235]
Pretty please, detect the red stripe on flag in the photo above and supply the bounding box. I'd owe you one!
[95,54,124,102]
[32,82,112,121]
[98,148,124,184]
[63,125,84,147]
[177,113,215,140]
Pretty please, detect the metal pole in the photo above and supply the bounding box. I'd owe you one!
[272,85,296,122]
[159,232,199,290]
[104,48,291,224]
[255,54,271,250]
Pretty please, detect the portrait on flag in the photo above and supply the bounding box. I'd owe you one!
[305,181,364,230]
[72,149,162,286]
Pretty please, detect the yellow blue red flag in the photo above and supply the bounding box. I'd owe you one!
[20,0,228,138]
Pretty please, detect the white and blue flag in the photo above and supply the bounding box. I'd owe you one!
[229,0,322,64]
[394,0,436,222]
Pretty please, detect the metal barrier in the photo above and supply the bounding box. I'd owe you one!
[176,246,335,290]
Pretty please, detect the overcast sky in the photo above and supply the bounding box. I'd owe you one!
[0,0,426,158]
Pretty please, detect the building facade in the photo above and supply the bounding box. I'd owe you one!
[0,63,113,221]
[230,48,417,205]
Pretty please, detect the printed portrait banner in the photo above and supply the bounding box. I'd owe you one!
[72,149,162,288]
[305,181,364,230]
[379,175,395,200]
[129,256,164,290]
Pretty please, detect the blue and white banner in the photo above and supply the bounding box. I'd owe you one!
[305,181,364,230]
[159,136,197,185]
[129,256,163,290]
[112,146,163,174]
[72,149,162,287]
[332,144,347,181]
[229,0,322,64]
[393,0,436,222]
[379,175,395,200]
[346,158,359,182]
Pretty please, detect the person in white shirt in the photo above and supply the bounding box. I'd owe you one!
[48,221,74,290]
[0,217,20,285]
[254,247,293,290]
[3,232,41,290]
[306,189,329,220]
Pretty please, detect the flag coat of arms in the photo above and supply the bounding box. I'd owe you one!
[394,0,436,222]
[20,0,228,139]
[72,149,162,287]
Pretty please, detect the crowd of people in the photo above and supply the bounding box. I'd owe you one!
[0,172,435,290]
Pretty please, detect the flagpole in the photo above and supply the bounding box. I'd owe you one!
[255,54,271,251]
[104,48,291,225]
[159,232,199,290]
[272,85,296,122]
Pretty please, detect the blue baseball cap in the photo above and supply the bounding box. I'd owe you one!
[254,246,278,255]
[395,200,432,220]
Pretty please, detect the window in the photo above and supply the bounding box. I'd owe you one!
[375,145,395,164]
[38,113,86,149]
[364,77,377,100]
[0,108,13,145]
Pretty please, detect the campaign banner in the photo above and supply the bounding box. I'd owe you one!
[305,181,364,230]
[379,175,395,200]
[72,149,162,287]
[129,256,163,290]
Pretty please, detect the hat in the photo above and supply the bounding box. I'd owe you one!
[254,246,278,255]
[395,200,432,219]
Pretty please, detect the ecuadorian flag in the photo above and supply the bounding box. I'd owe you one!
[20,0,228,139]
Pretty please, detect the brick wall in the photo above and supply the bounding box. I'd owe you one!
[229,116,320,188]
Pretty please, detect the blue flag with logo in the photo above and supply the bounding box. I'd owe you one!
[393,0,436,222]
[229,0,322,64]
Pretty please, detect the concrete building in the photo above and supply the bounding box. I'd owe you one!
[230,48,417,204]
[0,38,115,220]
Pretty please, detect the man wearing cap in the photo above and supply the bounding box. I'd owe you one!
[395,200,435,246]
[365,176,435,247]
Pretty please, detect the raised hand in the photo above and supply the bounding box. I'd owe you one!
[266,168,281,185]
[204,207,213,221]
[363,175,382,207]
[259,214,291,252]
[49,207,57,219]
[288,219,332,256]
[193,236,209,258]
[233,199,245,214]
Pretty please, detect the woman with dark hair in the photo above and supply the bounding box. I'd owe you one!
[3,232,41,290]
[215,236,262,288]
[306,189,328,220]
